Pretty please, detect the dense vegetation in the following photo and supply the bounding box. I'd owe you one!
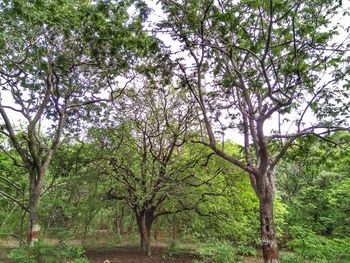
[0,1,349,263]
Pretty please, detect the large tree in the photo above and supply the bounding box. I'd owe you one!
[159,0,350,262]
[0,0,154,244]
[91,84,225,255]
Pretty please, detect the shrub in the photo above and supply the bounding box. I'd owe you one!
[195,241,239,263]
[162,239,183,260]
[287,234,350,262]
[236,244,256,256]
[281,253,308,263]
[8,240,89,263]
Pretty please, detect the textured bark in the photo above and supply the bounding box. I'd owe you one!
[27,170,41,245]
[27,169,45,245]
[28,185,41,245]
[136,211,153,256]
[258,180,279,263]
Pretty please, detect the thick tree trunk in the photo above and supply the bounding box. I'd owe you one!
[257,175,279,263]
[28,185,41,245]
[140,228,151,256]
[136,210,153,256]
[27,169,42,245]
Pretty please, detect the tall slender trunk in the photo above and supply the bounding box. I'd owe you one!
[257,173,279,263]
[136,210,154,256]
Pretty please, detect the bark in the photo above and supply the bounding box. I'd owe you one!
[136,210,154,256]
[28,182,41,245]
[27,169,45,245]
[258,175,279,263]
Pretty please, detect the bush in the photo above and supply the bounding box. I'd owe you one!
[8,240,89,263]
[52,228,75,244]
[287,234,350,262]
[195,241,239,263]
[8,247,35,263]
[281,253,308,263]
[236,244,256,256]
[162,239,183,260]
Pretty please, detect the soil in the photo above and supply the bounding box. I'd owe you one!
[86,246,200,263]
[0,237,263,263]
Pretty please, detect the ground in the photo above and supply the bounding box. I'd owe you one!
[0,237,262,263]
[86,246,200,263]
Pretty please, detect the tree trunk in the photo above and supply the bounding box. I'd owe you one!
[258,182,279,263]
[28,173,42,245]
[28,191,41,245]
[136,210,153,256]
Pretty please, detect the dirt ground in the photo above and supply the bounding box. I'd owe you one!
[0,245,262,263]
[86,246,200,263]
[0,237,262,263]
[85,247,263,263]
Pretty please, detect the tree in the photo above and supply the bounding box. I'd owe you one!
[0,0,154,244]
[159,1,350,262]
[91,84,225,255]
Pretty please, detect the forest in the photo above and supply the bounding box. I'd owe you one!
[0,0,349,263]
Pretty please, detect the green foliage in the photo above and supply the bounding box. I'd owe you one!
[236,244,256,257]
[0,147,27,243]
[179,149,261,245]
[8,240,89,263]
[8,247,35,263]
[0,2,347,263]
[194,241,240,263]
[287,234,350,262]
[51,228,75,244]
[276,134,350,244]
[276,135,350,260]
[162,239,183,260]
[280,253,306,263]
